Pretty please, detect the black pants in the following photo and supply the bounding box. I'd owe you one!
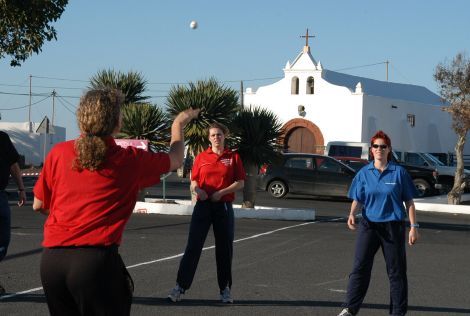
[176,200,234,292]
[345,219,408,316]
[40,246,133,316]
[0,191,11,262]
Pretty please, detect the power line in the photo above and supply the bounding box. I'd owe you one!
[333,61,388,72]
[31,75,89,83]
[0,95,51,111]
[0,91,51,97]
[0,83,85,90]
[56,96,76,115]
[56,94,77,109]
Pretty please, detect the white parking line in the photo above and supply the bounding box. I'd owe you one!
[0,219,344,300]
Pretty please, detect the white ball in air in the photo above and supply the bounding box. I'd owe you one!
[190,21,198,29]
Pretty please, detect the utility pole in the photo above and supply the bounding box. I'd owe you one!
[386,60,389,82]
[29,74,32,131]
[51,90,56,144]
[240,81,244,108]
[52,90,56,126]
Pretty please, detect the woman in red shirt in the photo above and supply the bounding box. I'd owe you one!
[33,88,198,316]
[168,122,245,304]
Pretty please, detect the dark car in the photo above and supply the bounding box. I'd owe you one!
[335,155,441,197]
[333,156,368,172]
[390,155,442,197]
[258,153,356,198]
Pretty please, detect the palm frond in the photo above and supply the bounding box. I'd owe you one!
[117,103,170,152]
[89,69,150,104]
[166,78,240,155]
[231,106,284,165]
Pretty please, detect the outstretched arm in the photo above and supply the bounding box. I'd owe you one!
[168,108,200,171]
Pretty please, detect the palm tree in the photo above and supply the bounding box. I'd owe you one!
[89,69,149,104]
[166,78,240,156]
[117,103,170,152]
[231,106,284,208]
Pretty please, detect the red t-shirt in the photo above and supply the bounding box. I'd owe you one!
[191,147,246,202]
[34,137,170,247]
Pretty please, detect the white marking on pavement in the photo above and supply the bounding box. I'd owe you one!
[0,287,44,300]
[127,221,317,268]
[328,289,347,293]
[1,218,345,300]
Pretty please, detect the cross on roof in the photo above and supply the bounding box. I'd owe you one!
[300,28,315,47]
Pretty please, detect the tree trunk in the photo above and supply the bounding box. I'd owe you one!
[242,163,258,208]
[448,133,467,205]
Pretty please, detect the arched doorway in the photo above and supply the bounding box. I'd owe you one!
[282,118,325,154]
[286,127,314,153]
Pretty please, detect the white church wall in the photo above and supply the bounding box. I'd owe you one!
[362,95,463,154]
[0,122,66,166]
[244,76,365,146]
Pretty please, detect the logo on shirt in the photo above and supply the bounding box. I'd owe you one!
[220,158,232,166]
[384,182,397,185]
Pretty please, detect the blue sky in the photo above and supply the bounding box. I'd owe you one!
[1,0,469,140]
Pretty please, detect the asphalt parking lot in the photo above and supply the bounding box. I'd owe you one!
[1,175,470,315]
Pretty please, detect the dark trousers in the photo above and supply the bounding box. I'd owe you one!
[0,191,10,262]
[345,218,408,316]
[40,246,133,316]
[177,200,234,292]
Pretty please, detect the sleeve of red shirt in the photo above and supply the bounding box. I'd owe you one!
[233,152,246,181]
[135,150,171,189]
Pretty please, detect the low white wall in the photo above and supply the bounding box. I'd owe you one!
[134,199,316,221]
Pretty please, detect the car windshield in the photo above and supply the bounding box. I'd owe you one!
[422,153,446,166]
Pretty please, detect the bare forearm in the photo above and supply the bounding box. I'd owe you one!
[349,200,362,216]
[33,197,49,215]
[168,120,185,171]
[10,163,24,190]
[406,200,417,225]
[217,180,244,196]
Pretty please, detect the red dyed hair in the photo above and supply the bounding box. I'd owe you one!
[370,130,392,161]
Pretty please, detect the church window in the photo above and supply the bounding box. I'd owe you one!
[306,77,314,94]
[291,77,299,94]
[407,114,416,127]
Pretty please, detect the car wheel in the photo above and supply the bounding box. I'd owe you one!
[268,180,288,198]
[413,178,430,197]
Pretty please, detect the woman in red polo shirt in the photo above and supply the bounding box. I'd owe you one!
[168,122,245,304]
[33,88,199,316]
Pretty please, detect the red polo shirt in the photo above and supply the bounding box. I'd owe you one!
[191,147,245,202]
[34,137,170,247]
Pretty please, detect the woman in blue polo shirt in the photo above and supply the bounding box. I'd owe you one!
[338,130,419,316]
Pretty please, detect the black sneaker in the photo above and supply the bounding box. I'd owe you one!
[0,284,5,295]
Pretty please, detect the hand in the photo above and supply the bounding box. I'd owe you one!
[18,190,26,207]
[174,108,200,127]
[409,227,419,245]
[195,188,208,201]
[210,191,223,202]
[347,214,356,230]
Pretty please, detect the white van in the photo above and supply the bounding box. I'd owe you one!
[325,141,370,160]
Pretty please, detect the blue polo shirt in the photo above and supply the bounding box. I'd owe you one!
[348,161,417,222]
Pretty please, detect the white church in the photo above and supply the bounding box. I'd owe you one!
[243,31,465,157]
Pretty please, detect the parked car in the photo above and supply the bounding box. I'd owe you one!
[325,141,370,160]
[335,156,441,198]
[393,151,470,193]
[258,153,356,199]
[333,156,368,172]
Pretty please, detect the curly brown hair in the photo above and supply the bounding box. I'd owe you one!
[73,88,124,171]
